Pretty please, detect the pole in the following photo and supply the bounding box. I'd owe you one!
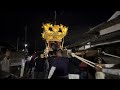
[25,26,27,44]
[24,26,27,52]
[62,38,64,48]
[17,37,19,51]
[35,39,36,51]
[54,11,56,24]
[102,51,120,59]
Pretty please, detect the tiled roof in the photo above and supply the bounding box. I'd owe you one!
[88,15,120,34]
[91,30,120,45]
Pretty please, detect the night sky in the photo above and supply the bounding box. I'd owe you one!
[0,8,117,50]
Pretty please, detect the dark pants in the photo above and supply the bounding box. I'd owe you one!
[34,71,45,79]
[80,71,88,79]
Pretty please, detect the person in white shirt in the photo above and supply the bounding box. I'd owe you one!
[95,57,105,79]
[95,57,116,79]
[0,50,11,73]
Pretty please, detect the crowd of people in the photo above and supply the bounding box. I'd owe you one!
[20,48,120,79]
[0,47,120,79]
[22,49,69,79]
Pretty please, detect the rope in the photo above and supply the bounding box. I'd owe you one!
[67,50,102,68]
[72,54,95,68]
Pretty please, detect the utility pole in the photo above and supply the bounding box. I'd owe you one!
[35,39,36,51]
[16,32,20,51]
[17,37,19,51]
[24,26,28,53]
[25,26,27,44]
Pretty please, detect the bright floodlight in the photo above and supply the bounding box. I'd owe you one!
[25,44,28,47]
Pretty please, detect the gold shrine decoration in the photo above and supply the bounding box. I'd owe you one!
[42,23,68,42]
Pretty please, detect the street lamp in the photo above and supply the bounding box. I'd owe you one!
[24,43,28,54]
[25,44,28,47]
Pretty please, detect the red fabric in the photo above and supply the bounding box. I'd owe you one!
[80,62,87,68]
